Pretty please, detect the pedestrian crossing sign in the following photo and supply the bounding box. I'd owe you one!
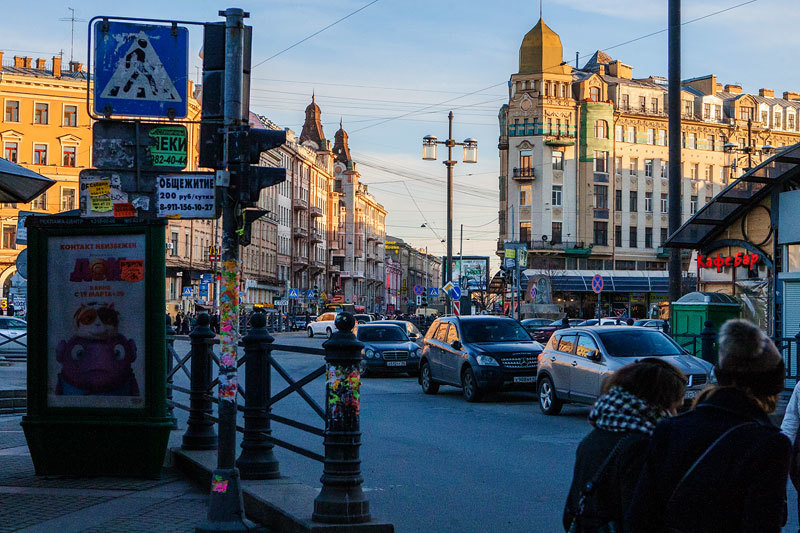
[93,21,189,118]
[288,288,299,299]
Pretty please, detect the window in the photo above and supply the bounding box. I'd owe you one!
[761,110,769,125]
[630,191,638,212]
[519,150,532,170]
[552,151,563,170]
[629,226,638,248]
[774,112,782,129]
[62,146,76,167]
[435,323,450,342]
[690,195,698,214]
[33,144,47,165]
[616,260,636,270]
[688,133,697,149]
[661,160,668,177]
[639,96,647,112]
[714,105,722,120]
[520,222,531,244]
[661,227,669,245]
[2,225,15,249]
[593,222,608,246]
[645,192,653,212]
[590,86,601,101]
[5,101,18,122]
[690,163,699,179]
[520,184,532,205]
[60,188,75,211]
[34,103,48,124]
[708,135,715,151]
[615,189,622,211]
[630,158,638,174]
[740,106,754,121]
[446,323,459,344]
[704,165,711,181]
[645,227,653,248]
[704,103,711,119]
[594,120,608,139]
[621,94,629,110]
[645,159,654,177]
[544,82,550,97]
[682,100,693,118]
[658,129,667,146]
[627,126,636,143]
[594,185,608,209]
[615,225,622,247]
[647,128,655,145]
[170,232,179,256]
[552,185,562,207]
[614,156,622,176]
[576,334,600,359]
[790,114,796,130]
[705,194,712,205]
[559,84,566,98]
[30,191,46,211]
[615,125,623,141]
[552,222,562,244]
[63,105,78,127]
[4,142,18,163]
[594,151,608,173]
[651,98,659,114]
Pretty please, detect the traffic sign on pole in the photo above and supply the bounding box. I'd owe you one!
[428,287,439,298]
[288,288,299,299]
[416,295,422,306]
[530,286,537,300]
[414,284,424,295]
[93,21,189,118]
[591,274,604,293]
[449,285,462,300]
[453,300,460,316]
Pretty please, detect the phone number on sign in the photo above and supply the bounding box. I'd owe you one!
[159,203,214,212]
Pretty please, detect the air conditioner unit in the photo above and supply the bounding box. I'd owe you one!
[166,243,174,249]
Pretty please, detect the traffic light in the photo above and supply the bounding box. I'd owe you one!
[421,294,428,307]
[234,126,287,205]
[237,208,269,246]
[313,285,320,299]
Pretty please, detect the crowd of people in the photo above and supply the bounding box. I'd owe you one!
[564,318,795,532]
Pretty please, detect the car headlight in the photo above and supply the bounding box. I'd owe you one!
[709,367,718,385]
[365,349,375,359]
[411,348,420,358]
[475,354,499,366]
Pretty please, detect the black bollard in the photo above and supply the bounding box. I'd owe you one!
[182,313,218,450]
[313,312,371,524]
[236,312,280,479]
[165,314,178,430]
[700,320,717,365]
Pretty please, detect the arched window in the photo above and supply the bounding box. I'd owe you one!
[590,87,601,101]
[595,119,608,139]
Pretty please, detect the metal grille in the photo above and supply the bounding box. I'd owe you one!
[689,374,707,387]
[501,355,538,369]
[382,350,409,361]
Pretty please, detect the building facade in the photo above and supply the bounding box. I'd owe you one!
[498,19,800,318]
[385,236,442,313]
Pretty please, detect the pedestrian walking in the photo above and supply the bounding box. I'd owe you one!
[626,319,790,533]
[174,312,183,334]
[559,316,570,329]
[563,358,686,532]
[781,376,800,530]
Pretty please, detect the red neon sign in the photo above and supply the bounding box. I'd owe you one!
[697,252,760,272]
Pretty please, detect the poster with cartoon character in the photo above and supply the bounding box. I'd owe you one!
[47,234,146,408]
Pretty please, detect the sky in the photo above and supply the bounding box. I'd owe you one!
[6,0,800,270]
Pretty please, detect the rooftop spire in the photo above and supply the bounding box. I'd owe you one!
[300,93,325,147]
[333,119,352,164]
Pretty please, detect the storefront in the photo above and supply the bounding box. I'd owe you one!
[666,143,800,338]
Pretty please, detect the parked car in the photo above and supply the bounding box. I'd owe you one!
[292,315,315,330]
[526,318,584,343]
[307,312,339,338]
[372,320,424,346]
[419,316,544,402]
[357,324,420,376]
[575,318,625,327]
[354,314,372,324]
[536,326,715,415]
[521,318,553,331]
[633,319,666,329]
[0,316,26,355]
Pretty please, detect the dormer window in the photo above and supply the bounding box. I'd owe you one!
[590,87,601,101]
[774,111,782,129]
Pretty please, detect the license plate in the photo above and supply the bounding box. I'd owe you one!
[685,390,697,399]
[513,376,536,383]
[386,361,406,367]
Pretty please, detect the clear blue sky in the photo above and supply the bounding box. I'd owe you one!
[6,0,798,266]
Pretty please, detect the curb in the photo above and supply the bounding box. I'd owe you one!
[172,448,394,533]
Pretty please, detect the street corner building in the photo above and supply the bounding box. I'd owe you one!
[497,17,800,320]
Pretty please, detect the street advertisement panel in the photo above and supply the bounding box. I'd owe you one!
[448,256,490,290]
[47,234,146,409]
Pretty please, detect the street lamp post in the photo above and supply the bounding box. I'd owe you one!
[723,118,774,180]
[422,112,477,314]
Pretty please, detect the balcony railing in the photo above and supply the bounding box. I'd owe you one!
[310,228,323,243]
[309,205,323,218]
[512,167,535,180]
[527,240,588,251]
[293,226,308,238]
[293,198,308,211]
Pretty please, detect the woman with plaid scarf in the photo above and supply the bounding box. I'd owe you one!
[563,358,686,532]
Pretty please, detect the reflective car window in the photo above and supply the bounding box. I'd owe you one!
[557,335,576,354]
[446,324,459,344]
[547,332,562,350]
[8,320,25,330]
[576,334,600,359]
[599,330,683,357]
[435,323,451,342]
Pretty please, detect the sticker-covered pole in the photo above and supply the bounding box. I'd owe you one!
[198,6,250,533]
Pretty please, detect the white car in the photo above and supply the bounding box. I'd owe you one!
[307,312,339,338]
[0,316,27,355]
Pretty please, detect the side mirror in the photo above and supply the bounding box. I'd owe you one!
[410,333,418,339]
[588,350,601,361]
[451,340,462,351]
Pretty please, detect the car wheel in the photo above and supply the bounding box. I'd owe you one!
[420,361,438,394]
[461,367,482,403]
[538,376,563,415]
[326,327,332,338]
[307,327,314,337]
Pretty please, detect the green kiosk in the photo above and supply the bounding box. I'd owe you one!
[671,291,741,360]
[21,216,172,478]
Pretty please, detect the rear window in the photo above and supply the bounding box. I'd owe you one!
[599,330,683,358]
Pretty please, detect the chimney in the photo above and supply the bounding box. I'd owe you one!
[608,60,633,80]
[716,83,723,92]
[52,56,61,78]
[0,52,4,72]
[724,84,742,94]
[69,61,83,73]
[13,56,24,68]
[35,58,46,70]
[23,57,32,68]
[784,91,800,102]
[759,88,774,98]
[598,65,606,76]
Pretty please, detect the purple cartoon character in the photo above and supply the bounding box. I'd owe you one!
[54,303,139,396]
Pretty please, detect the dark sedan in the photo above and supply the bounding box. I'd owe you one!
[357,324,420,376]
[526,318,582,343]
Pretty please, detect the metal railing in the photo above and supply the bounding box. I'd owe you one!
[165,312,373,523]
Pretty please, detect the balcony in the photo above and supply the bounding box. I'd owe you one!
[366,252,376,262]
[310,205,323,218]
[310,259,325,271]
[366,231,377,242]
[512,167,535,181]
[293,256,308,269]
[339,271,365,279]
[293,198,308,211]
[293,227,308,239]
[329,264,340,272]
[331,248,345,257]
[310,228,323,243]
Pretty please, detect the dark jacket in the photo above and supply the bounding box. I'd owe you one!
[626,387,791,533]
[563,428,649,531]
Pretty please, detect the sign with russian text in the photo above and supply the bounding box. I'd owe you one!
[148,126,187,168]
[697,252,760,272]
[156,174,215,218]
[47,235,147,409]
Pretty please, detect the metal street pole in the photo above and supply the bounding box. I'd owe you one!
[198,7,249,533]
[445,111,455,315]
[667,0,682,304]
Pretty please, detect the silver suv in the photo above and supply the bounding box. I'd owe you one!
[536,326,715,415]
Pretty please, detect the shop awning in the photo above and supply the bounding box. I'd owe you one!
[666,143,800,249]
[521,270,691,293]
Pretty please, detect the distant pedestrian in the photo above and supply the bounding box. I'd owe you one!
[626,318,634,326]
[7,302,14,317]
[559,316,570,329]
[626,319,790,533]
[175,313,183,334]
[563,358,686,532]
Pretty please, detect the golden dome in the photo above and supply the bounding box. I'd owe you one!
[519,18,565,75]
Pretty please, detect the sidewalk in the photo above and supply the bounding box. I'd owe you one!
[0,417,212,533]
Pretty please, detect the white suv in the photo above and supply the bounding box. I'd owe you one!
[308,312,339,338]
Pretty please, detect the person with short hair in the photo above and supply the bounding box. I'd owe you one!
[564,358,686,532]
[626,319,790,533]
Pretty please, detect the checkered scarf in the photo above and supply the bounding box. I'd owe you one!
[588,386,666,435]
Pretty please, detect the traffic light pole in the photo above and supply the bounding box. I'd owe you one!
[198,7,249,533]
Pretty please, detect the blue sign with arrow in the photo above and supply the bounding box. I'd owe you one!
[449,286,461,300]
[201,273,213,284]
[428,287,439,298]
[93,21,189,118]
[288,288,299,299]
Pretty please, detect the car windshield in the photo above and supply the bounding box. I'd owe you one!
[357,326,407,342]
[633,320,647,326]
[599,330,683,357]
[461,320,532,343]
